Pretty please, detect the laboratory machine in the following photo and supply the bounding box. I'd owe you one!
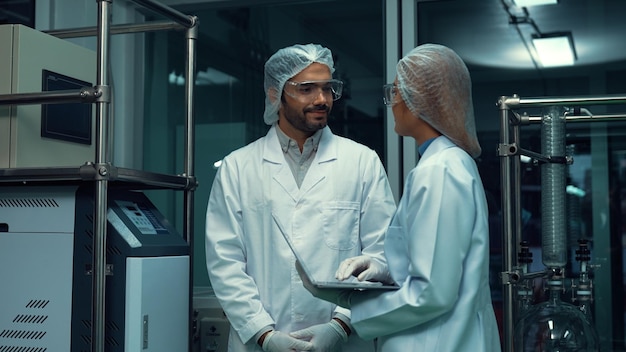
[0,185,189,351]
[0,24,96,168]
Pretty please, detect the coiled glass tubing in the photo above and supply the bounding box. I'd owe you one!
[541,106,567,268]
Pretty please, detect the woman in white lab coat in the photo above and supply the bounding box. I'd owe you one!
[298,44,502,351]
[205,44,397,352]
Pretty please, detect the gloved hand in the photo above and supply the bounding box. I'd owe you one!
[335,255,394,284]
[296,261,354,308]
[290,319,349,352]
[261,330,314,352]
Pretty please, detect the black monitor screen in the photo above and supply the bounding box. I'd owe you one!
[41,69,92,145]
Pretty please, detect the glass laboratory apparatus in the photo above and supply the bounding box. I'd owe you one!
[513,107,599,351]
[513,274,599,351]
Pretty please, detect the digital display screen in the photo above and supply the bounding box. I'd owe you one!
[41,69,92,145]
[116,200,169,235]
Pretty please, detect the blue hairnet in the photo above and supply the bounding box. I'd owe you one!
[397,44,481,158]
[263,44,335,125]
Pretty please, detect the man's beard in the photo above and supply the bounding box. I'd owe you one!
[284,104,330,132]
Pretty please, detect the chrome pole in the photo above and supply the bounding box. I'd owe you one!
[498,96,516,352]
[183,19,198,352]
[44,20,186,38]
[93,0,112,351]
[505,94,626,108]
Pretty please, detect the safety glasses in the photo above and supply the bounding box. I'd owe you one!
[383,83,399,106]
[284,79,344,102]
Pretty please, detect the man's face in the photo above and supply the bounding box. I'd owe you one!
[278,63,334,136]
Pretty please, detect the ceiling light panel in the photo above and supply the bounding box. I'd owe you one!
[532,34,576,67]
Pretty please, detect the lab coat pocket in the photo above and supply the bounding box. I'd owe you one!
[321,201,359,250]
[385,226,410,280]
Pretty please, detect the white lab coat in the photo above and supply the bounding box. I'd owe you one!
[205,125,396,351]
[350,136,502,351]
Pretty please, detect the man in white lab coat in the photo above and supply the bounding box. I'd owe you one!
[298,44,502,351]
[205,43,396,352]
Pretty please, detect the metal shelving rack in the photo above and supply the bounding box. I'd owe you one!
[0,1,199,351]
[497,93,626,352]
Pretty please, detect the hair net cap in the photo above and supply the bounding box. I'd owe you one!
[397,44,482,158]
[263,44,335,125]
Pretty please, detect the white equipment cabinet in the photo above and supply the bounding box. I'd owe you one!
[0,186,190,351]
[0,24,96,168]
[0,187,76,350]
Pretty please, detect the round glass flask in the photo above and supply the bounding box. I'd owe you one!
[513,281,599,351]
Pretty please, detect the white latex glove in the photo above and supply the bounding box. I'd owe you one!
[296,261,354,308]
[335,255,393,284]
[290,319,348,352]
[261,330,314,352]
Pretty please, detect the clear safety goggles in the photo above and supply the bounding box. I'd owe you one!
[284,79,344,102]
[383,83,399,106]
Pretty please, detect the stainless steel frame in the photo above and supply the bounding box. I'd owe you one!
[0,1,198,351]
[497,93,626,352]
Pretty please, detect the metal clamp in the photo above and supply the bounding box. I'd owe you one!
[498,143,519,157]
[93,85,111,103]
[85,264,114,276]
[501,270,523,285]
